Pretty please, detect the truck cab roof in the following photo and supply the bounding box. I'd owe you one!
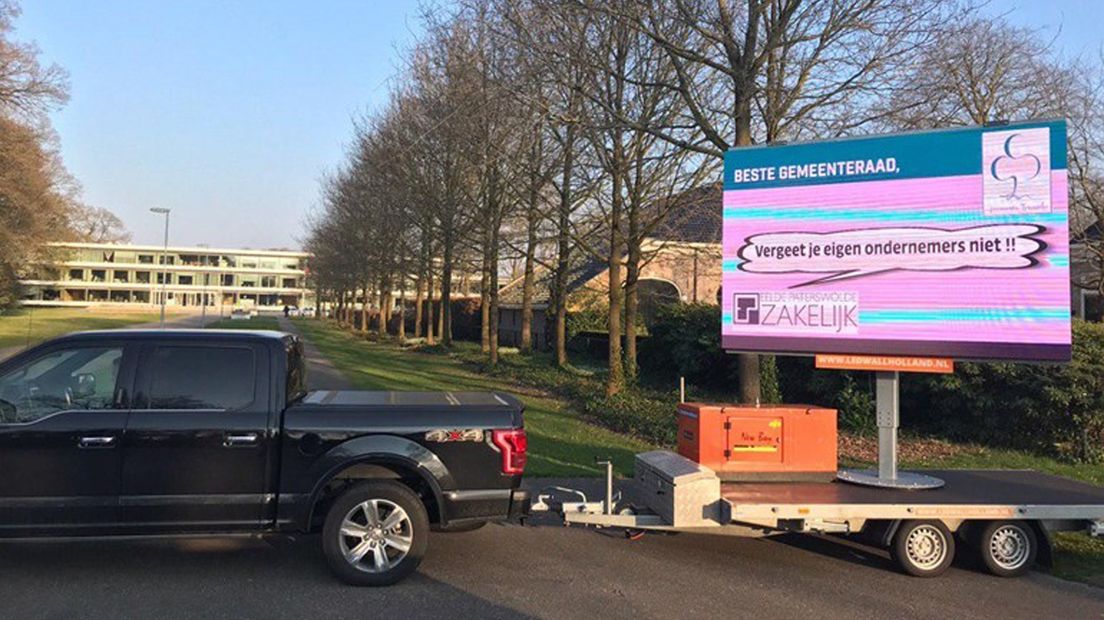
[53,328,293,344]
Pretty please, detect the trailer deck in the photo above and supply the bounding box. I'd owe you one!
[723,469,1104,522]
[532,453,1104,577]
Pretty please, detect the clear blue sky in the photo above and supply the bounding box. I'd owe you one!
[12,1,1102,250]
[17,0,426,249]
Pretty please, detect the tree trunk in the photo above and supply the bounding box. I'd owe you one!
[624,240,641,382]
[397,284,406,343]
[480,224,493,353]
[552,122,577,368]
[519,194,538,354]
[413,276,424,340]
[606,172,624,396]
[735,98,761,404]
[442,231,454,347]
[488,238,500,367]
[360,282,370,335]
[425,268,436,345]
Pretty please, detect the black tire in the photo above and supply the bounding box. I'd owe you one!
[977,520,1037,578]
[322,481,429,586]
[892,520,956,577]
[432,520,487,533]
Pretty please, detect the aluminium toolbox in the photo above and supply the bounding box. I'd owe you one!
[633,450,725,528]
[677,403,837,482]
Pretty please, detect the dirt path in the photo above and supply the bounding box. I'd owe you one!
[276,317,352,390]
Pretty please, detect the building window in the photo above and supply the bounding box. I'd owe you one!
[90,269,106,283]
[138,254,154,264]
[178,275,193,286]
[282,278,297,288]
[158,256,175,265]
[261,276,277,288]
[157,273,173,285]
[68,269,84,281]
[113,270,129,283]
[222,274,234,286]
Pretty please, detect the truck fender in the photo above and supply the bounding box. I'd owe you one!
[303,435,456,530]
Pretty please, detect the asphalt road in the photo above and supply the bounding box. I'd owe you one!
[0,514,1101,619]
[0,320,1099,618]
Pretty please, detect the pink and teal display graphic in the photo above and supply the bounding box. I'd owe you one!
[722,119,1071,361]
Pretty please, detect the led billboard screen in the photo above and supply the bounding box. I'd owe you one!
[721,119,1071,362]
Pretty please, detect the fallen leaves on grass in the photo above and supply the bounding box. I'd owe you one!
[839,432,974,464]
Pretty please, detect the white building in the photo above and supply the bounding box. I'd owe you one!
[20,242,312,311]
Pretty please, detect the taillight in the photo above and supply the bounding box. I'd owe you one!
[491,428,527,475]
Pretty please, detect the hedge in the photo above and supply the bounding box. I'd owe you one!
[646,305,1104,462]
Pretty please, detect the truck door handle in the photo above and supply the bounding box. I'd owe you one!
[79,436,116,449]
[223,432,259,447]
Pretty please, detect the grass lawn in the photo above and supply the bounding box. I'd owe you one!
[0,307,161,349]
[293,320,654,477]
[292,319,1104,586]
[206,316,282,330]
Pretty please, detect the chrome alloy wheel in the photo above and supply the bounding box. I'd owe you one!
[905,524,948,571]
[989,525,1031,571]
[339,499,414,573]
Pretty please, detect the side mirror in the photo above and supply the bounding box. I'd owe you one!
[71,373,96,399]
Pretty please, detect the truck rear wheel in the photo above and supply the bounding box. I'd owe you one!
[892,520,955,577]
[977,520,1037,578]
[322,481,429,586]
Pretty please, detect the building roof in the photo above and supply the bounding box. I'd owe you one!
[645,183,722,244]
[499,183,721,307]
[49,241,309,258]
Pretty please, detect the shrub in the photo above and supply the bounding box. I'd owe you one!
[903,320,1104,461]
[640,303,780,402]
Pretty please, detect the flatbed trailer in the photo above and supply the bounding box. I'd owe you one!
[531,451,1104,578]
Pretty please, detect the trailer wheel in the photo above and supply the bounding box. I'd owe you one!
[892,520,955,577]
[977,520,1037,578]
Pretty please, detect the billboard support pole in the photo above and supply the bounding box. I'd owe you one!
[838,370,945,490]
[876,371,899,480]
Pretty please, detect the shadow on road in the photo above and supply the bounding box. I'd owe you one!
[0,535,533,619]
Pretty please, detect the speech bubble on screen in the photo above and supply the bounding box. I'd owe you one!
[737,224,1046,287]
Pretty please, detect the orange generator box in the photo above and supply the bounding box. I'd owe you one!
[677,403,837,482]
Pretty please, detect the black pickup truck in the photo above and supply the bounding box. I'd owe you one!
[0,329,529,586]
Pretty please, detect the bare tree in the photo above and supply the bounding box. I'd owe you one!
[69,205,131,243]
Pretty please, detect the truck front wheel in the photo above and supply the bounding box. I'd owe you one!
[977,520,1037,578]
[322,481,429,586]
[891,520,955,577]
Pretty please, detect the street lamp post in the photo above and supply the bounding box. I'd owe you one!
[150,208,171,327]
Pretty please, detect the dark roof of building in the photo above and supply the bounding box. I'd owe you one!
[499,183,721,307]
[646,182,722,244]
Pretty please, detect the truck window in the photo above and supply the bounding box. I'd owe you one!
[146,346,255,410]
[0,347,122,424]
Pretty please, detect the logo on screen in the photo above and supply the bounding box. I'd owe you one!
[732,292,859,334]
[732,294,761,325]
[983,127,1051,216]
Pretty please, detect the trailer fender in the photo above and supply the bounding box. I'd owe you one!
[1030,521,1054,569]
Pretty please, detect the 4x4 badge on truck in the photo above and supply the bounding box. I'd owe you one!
[425,429,484,443]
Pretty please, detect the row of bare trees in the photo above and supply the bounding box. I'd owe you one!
[0,1,130,308]
[305,0,1104,398]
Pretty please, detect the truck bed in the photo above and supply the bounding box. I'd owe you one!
[723,470,1104,522]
